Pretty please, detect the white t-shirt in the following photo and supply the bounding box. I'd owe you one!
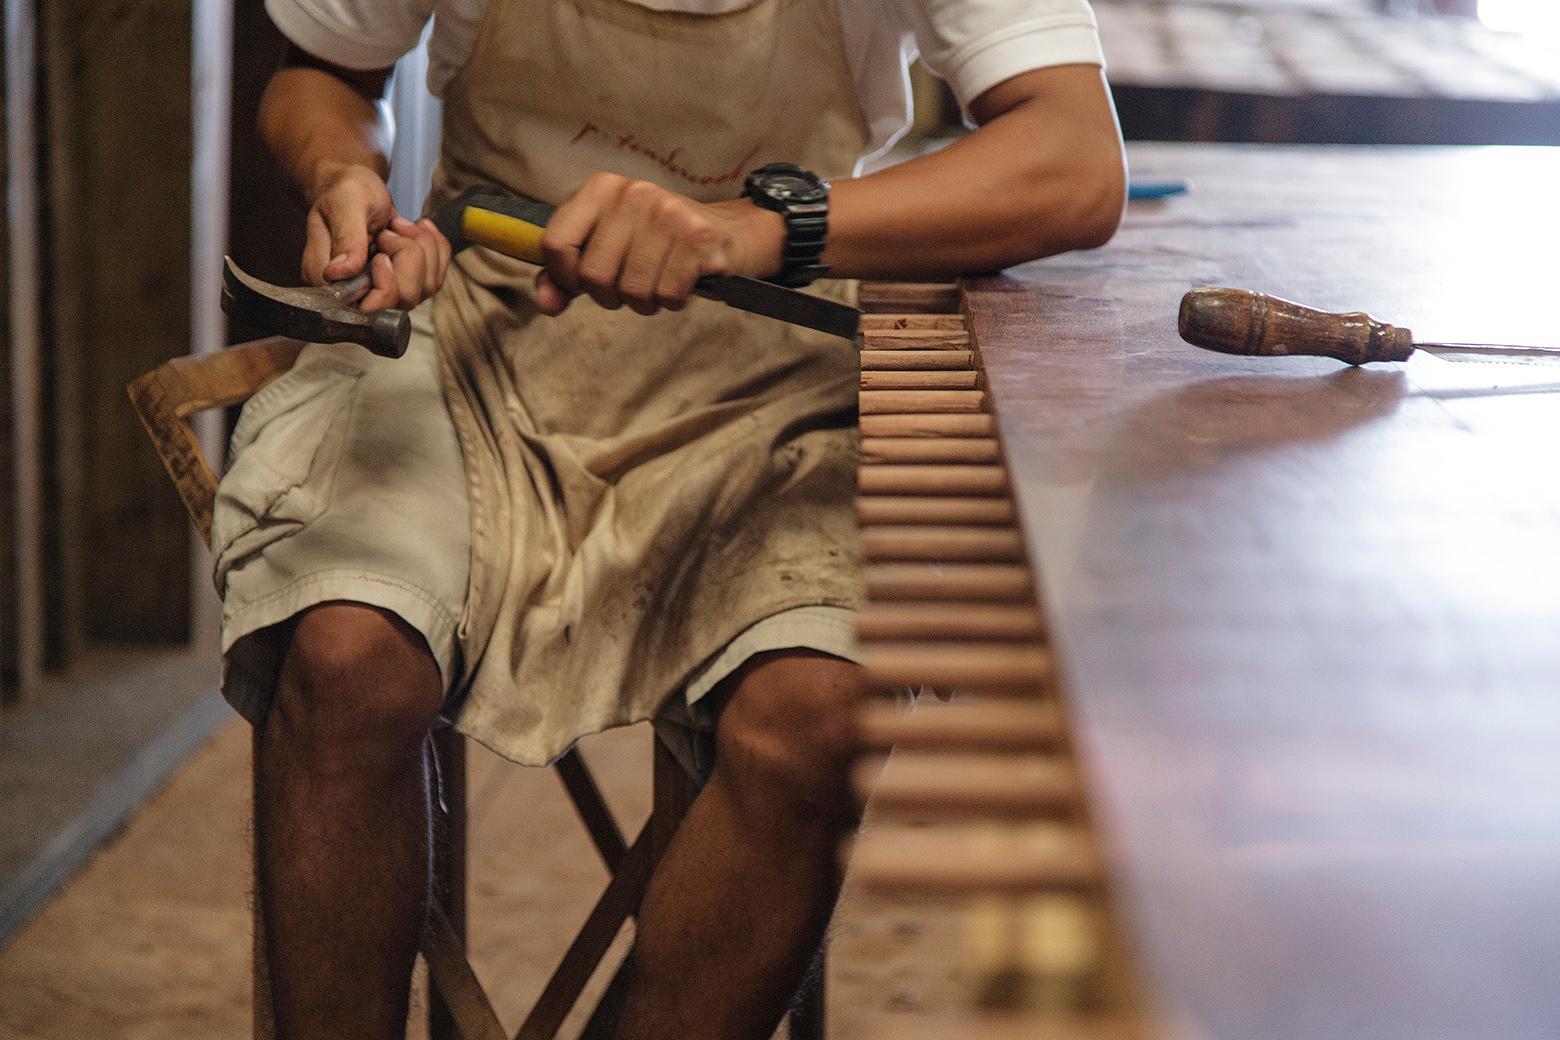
[266,0,1104,156]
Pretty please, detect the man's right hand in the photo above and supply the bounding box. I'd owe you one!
[302,162,451,313]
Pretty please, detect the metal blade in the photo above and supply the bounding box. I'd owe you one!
[1420,342,1560,364]
[700,275,860,341]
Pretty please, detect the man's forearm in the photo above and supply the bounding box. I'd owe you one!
[259,64,394,201]
[822,65,1126,280]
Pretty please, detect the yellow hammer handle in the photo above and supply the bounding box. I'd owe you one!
[461,207,547,266]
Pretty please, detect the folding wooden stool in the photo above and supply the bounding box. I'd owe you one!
[128,337,826,1040]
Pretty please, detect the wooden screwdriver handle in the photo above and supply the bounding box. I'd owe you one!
[1179,287,1415,365]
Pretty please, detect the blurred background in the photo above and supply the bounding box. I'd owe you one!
[2,0,1559,989]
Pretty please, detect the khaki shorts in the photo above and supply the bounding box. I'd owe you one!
[213,302,861,775]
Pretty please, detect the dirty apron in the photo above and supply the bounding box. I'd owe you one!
[429,0,872,765]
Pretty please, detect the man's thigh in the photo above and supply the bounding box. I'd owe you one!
[213,301,470,725]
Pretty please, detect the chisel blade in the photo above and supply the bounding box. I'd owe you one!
[697,275,860,341]
[1419,342,1560,362]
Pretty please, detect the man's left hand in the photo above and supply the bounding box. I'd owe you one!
[536,173,785,317]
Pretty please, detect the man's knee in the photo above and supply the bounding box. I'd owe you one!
[713,651,866,810]
[271,603,444,772]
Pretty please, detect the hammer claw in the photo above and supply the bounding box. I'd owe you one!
[222,256,411,359]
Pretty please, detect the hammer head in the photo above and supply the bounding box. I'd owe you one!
[222,257,411,359]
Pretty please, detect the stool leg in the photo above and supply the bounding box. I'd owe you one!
[788,947,827,1040]
[252,726,276,1040]
[649,736,696,856]
[428,728,468,1040]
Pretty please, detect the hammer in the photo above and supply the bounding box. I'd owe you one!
[222,186,860,356]
[222,256,412,358]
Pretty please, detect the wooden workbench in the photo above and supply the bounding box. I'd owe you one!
[966,143,1560,1038]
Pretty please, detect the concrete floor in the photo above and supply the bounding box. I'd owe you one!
[0,715,965,1039]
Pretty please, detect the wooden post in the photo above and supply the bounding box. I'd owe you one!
[4,0,45,702]
[428,728,468,1040]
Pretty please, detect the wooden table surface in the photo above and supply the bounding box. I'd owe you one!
[967,143,1560,1040]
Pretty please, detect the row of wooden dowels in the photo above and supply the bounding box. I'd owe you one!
[848,289,1134,1033]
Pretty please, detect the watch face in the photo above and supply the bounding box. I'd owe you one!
[765,174,826,203]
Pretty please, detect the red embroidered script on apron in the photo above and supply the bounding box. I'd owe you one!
[570,122,761,187]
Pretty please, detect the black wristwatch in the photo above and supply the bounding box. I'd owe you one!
[743,163,830,288]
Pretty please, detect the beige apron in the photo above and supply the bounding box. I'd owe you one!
[427,0,872,764]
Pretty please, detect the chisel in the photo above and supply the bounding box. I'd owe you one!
[431,186,860,341]
[1178,287,1560,366]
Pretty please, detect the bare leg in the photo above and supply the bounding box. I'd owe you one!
[618,650,865,1040]
[256,603,445,1040]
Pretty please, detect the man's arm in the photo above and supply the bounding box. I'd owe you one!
[826,65,1125,278]
[259,46,449,311]
[536,64,1125,315]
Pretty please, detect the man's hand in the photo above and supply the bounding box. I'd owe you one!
[536,173,785,317]
[302,163,452,313]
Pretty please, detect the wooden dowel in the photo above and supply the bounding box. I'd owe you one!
[858,314,966,331]
[860,330,972,349]
[860,370,980,391]
[859,754,1079,819]
[849,823,1099,895]
[865,563,1033,602]
[860,390,987,415]
[860,349,974,370]
[858,282,961,313]
[862,642,1052,689]
[859,465,1008,496]
[863,1015,1140,1040]
[858,496,1016,526]
[859,700,1065,752]
[861,438,1000,465]
[855,602,1045,641]
[859,414,994,438]
[863,526,1025,563]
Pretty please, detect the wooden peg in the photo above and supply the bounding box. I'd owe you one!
[863,526,1025,563]
[858,282,962,313]
[859,753,1079,819]
[861,642,1052,689]
[861,329,972,349]
[858,496,1016,526]
[855,602,1045,641]
[848,822,1100,895]
[860,389,987,415]
[859,313,966,331]
[860,349,976,370]
[859,465,1008,496]
[862,438,1001,465]
[864,563,1033,602]
[858,700,1065,752]
[861,370,981,390]
[859,414,994,438]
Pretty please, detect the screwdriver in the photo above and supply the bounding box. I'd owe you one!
[1178,288,1560,366]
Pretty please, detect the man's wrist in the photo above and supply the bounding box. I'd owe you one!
[716,199,787,280]
[305,159,386,206]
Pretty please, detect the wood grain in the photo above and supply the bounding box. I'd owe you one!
[967,143,1560,1040]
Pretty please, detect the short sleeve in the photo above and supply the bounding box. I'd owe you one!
[266,0,435,70]
[893,0,1105,112]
